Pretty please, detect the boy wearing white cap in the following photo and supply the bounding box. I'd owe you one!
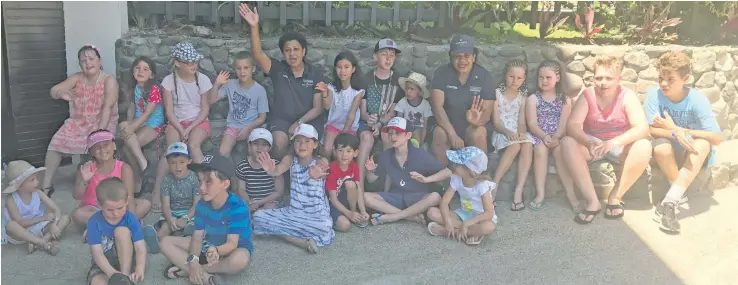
[364,117,452,226]
[396,72,433,147]
[235,128,285,212]
[2,160,70,255]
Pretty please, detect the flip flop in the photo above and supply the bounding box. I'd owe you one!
[528,200,545,211]
[427,222,444,236]
[511,202,525,211]
[354,220,369,228]
[207,274,226,285]
[465,236,484,245]
[604,201,625,220]
[574,209,602,225]
[371,213,385,226]
[571,203,584,214]
[164,264,186,279]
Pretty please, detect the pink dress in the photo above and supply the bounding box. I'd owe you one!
[48,73,119,154]
[80,160,124,208]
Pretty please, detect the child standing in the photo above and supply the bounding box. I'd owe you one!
[326,133,369,232]
[426,147,497,245]
[210,52,269,157]
[254,124,334,254]
[160,154,252,284]
[152,42,215,213]
[235,128,285,211]
[525,60,573,211]
[142,143,200,254]
[396,72,433,147]
[490,60,535,211]
[118,56,165,174]
[2,160,70,255]
[72,130,151,231]
[316,51,364,158]
[85,177,147,285]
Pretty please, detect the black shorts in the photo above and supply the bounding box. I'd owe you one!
[329,180,355,222]
[426,118,494,151]
[86,247,138,285]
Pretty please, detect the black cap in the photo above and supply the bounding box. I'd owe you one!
[188,154,235,178]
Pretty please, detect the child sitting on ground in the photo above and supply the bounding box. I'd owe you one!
[395,72,433,148]
[85,177,147,285]
[142,142,200,254]
[235,128,285,212]
[254,124,334,254]
[2,160,70,255]
[316,51,364,158]
[326,133,370,232]
[72,130,151,236]
[210,52,269,157]
[426,147,497,245]
[161,154,252,284]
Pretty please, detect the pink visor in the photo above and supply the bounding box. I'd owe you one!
[87,131,115,151]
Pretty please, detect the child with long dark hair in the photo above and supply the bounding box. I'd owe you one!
[315,51,365,158]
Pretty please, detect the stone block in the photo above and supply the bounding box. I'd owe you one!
[702,86,721,103]
[623,51,650,71]
[695,71,715,88]
[582,56,596,72]
[482,47,499,58]
[636,79,658,94]
[524,49,544,63]
[621,68,638,82]
[212,48,229,63]
[692,51,717,74]
[567,61,586,75]
[644,45,668,58]
[412,44,428,58]
[715,72,727,88]
[541,46,557,60]
[499,46,523,57]
[639,67,659,81]
[715,51,735,72]
[712,97,729,130]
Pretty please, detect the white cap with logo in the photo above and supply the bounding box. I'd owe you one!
[291,124,319,140]
[248,128,273,145]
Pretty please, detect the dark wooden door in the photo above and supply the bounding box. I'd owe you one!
[2,1,69,166]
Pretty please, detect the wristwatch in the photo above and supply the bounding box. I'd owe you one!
[186,254,199,264]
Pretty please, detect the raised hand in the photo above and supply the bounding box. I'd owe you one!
[80,161,95,182]
[315,82,328,93]
[365,156,377,172]
[466,96,485,126]
[239,4,260,27]
[409,171,428,183]
[257,152,276,173]
[215,71,230,85]
[308,162,330,179]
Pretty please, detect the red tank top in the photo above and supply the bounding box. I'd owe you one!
[582,86,630,140]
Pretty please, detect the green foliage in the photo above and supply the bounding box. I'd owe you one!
[632,2,682,44]
[575,6,604,44]
[538,2,569,39]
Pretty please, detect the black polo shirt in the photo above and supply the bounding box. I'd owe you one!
[267,58,328,124]
[430,63,496,135]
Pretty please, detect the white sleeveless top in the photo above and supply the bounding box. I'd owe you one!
[2,192,45,242]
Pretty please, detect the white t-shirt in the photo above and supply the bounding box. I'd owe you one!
[161,72,213,122]
[325,84,362,132]
[450,175,495,213]
[394,97,433,130]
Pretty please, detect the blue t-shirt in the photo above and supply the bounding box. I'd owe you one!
[194,192,253,253]
[134,85,165,129]
[644,87,720,166]
[218,80,269,129]
[374,145,445,194]
[87,211,143,257]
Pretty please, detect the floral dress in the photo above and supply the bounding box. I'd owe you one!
[48,73,118,154]
[491,88,534,151]
[531,92,563,145]
[252,157,334,247]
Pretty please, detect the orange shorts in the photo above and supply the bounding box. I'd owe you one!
[166,119,211,136]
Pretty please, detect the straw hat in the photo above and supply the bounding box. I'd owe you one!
[398,72,430,99]
[2,160,45,194]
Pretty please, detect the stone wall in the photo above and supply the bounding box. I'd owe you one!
[115,31,738,200]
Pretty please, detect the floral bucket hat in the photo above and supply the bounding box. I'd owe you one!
[446,146,488,175]
[172,42,204,63]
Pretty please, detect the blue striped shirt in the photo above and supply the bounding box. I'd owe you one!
[194,192,253,253]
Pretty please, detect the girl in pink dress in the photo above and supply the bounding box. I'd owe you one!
[71,130,151,234]
[42,45,120,198]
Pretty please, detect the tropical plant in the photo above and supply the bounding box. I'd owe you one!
[538,2,569,39]
[633,2,682,43]
[575,6,604,44]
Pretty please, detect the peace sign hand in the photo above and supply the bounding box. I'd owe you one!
[365,156,377,172]
[239,4,260,27]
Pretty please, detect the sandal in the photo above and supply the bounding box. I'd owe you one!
[604,201,625,220]
[528,200,545,211]
[353,220,369,228]
[207,274,225,285]
[371,213,385,226]
[574,209,602,225]
[571,203,584,214]
[427,222,444,236]
[151,203,162,214]
[164,264,186,279]
[465,236,485,246]
[42,186,55,198]
[511,202,525,211]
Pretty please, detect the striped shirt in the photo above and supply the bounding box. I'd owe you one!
[236,158,278,200]
[194,192,253,253]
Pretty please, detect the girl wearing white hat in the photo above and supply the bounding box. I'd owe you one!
[2,160,70,255]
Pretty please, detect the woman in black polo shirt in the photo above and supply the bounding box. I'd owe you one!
[429,35,497,165]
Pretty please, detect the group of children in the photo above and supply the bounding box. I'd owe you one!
[1,24,722,283]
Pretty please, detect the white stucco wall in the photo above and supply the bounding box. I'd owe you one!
[63,2,128,76]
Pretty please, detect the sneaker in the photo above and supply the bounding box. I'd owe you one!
[109,273,135,285]
[143,225,160,254]
[653,203,666,223]
[659,202,681,234]
[183,222,195,237]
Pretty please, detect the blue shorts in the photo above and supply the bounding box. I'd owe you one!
[652,138,714,168]
[376,192,429,210]
[455,209,498,224]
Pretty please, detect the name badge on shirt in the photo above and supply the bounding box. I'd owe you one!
[446,85,459,90]
[470,86,482,93]
[302,79,314,88]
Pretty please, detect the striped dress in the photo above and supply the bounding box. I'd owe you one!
[252,157,334,246]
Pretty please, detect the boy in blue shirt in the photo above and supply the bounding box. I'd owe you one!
[160,154,252,284]
[86,177,147,285]
[645,51,722,234]
[364,117,452,226]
